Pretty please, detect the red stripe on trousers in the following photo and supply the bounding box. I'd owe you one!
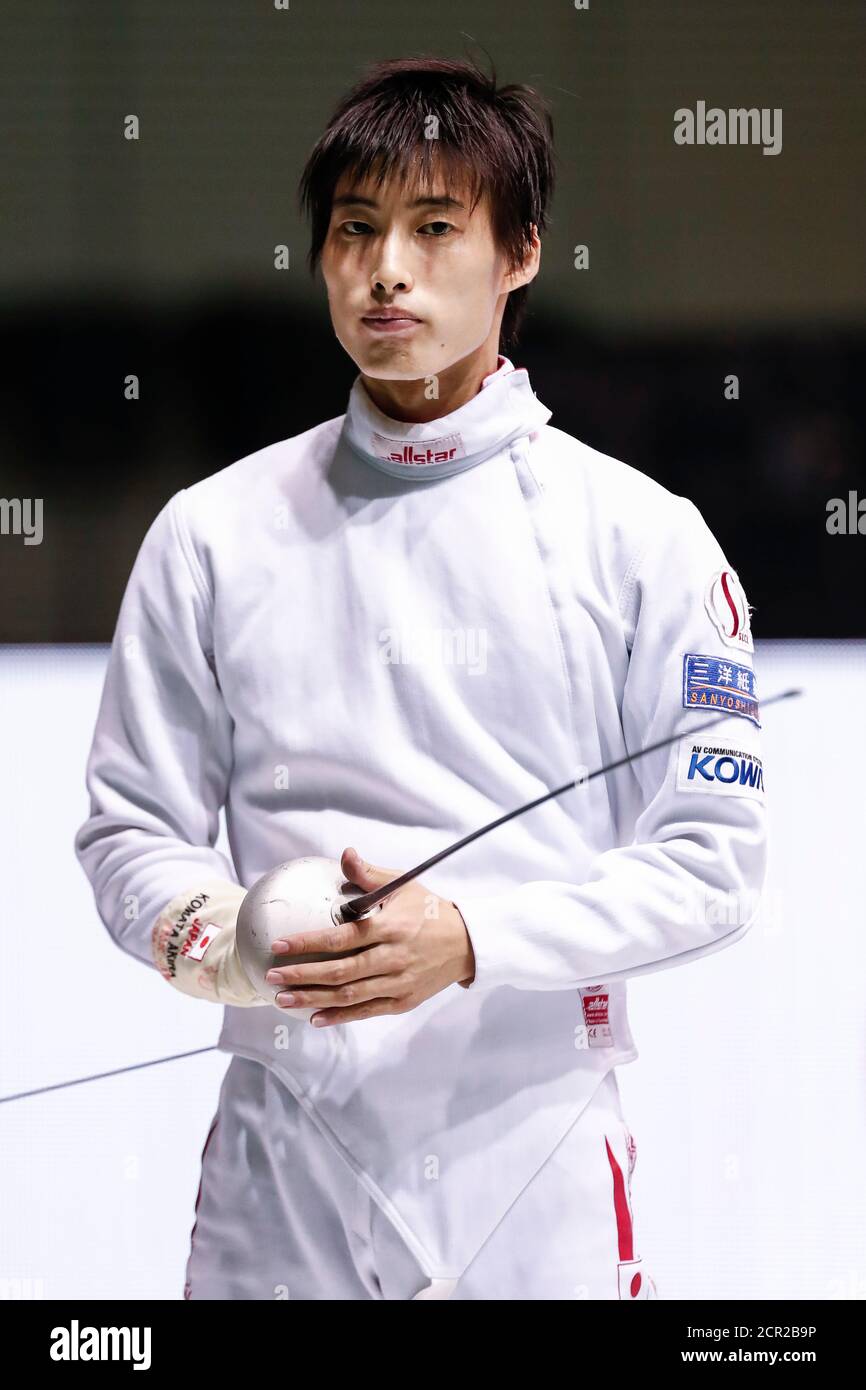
[604,1135,634,1262]
[183,1115,219,1300]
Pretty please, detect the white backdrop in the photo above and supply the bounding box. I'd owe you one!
[1,640,863,1300]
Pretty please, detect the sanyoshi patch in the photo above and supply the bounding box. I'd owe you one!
[682,653,760,727]
[677,741,765,802]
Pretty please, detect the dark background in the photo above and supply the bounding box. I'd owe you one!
[2,0,863,640]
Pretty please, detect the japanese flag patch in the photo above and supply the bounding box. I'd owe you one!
[184,921,221,962]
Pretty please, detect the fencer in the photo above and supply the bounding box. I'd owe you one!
[75,55,767,1300]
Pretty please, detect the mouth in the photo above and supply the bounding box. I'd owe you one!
[360,313,423,334]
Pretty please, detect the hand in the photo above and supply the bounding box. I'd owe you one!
[264,847,476,1026]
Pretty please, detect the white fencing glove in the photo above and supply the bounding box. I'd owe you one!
[151,879,267,1007]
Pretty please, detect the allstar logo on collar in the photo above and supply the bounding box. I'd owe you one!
[370,431,465,467]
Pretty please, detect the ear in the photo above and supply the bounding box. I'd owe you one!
[505,222,541,292]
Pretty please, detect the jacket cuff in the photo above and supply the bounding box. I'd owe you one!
[451,889,549,992]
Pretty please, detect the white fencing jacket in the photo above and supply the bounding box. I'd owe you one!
[75,355,768,1278]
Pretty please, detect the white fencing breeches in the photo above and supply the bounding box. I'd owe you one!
[183,1056,657,1301]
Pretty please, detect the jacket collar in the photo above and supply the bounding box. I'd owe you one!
[340,355,552,481]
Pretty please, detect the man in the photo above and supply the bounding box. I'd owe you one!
[75,56,767,1300]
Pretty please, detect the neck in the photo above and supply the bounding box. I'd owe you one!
[359,342,501,423]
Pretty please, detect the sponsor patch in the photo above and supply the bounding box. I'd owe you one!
[683,652,760,727]
[370,430,465,467]
[677,741,765,801]
[184,920,221,962]
[705,567,754,653]
[579,986,613,1047]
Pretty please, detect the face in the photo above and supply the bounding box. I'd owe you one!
[319,161,538,381]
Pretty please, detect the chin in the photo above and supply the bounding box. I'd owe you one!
[362,362,432,381]
[358,344,458,382]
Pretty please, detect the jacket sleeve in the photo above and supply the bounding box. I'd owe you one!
[74,489,239,970]
[455,495,768,992]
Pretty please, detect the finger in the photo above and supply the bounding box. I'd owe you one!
[340,847,400,890]
[266,944,396,989]
[310,997,404,1028]
[268,917,373,958]
[275,972,403,1011]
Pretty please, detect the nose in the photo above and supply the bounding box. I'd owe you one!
[370,230,414,295]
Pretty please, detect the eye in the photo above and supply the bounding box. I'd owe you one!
[341,220,372,236]
[418,221,453,237]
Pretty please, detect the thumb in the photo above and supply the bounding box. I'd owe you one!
[341,847,398,889]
